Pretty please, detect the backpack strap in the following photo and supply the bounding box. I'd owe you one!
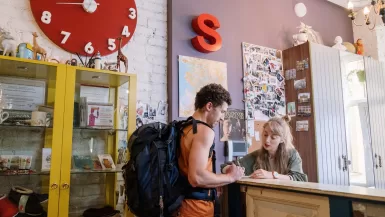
[180,117,215,158]
[181,117,217,202]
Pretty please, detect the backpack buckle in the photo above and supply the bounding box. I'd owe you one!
[166,163,173,170]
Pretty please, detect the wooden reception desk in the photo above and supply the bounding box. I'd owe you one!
[225,178,385,217]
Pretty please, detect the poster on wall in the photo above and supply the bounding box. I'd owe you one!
[178,55,228,117]
[242,42,286,121]
[220,109,246,142]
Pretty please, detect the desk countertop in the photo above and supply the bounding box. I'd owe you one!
[237,178,385,202]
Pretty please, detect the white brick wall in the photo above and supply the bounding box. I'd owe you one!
[0,0,167,216]
[0,0,168,116]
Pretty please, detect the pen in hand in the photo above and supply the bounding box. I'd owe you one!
[235,158,250,178]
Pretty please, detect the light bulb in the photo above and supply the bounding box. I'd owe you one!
[364,7,370,15]
[348,1,354,10]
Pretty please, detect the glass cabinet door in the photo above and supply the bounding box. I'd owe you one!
[61,67,136,217]
[0,57,66,217]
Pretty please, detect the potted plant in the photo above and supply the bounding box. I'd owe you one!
[347,69,366,83]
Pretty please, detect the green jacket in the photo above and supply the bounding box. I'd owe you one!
[220,149,308,182]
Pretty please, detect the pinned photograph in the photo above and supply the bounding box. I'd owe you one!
[285,69,296,80]
[269,61,278,73]
[148,106,157,118]
[220,109,246,142]
[285,70,291,80]
[296,60,304,71]
[247,109,254,120]
[267,85,274,93]
[294,78,306,90]
[298,105,311,117]
[266,93,275,101]
[296,120,309,132]
[263,57,270,67]
[275,88,284,97]
[136,115,144,129]
[262,84,268,93]
[291,69,297,79]
[136,101,148,118]
[269,49,276,56]
[157,101,168,119]
[298,93,311,103]
[277,73,284,82]
[287,102,296,116]
[269,77,277,85]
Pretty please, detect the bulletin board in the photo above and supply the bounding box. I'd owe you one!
[242,42,286,121]
[242,42,286,150]
[247,121,265,153]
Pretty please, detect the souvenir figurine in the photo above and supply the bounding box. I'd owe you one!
[116,37,128,73]
[0,28,17,57]
[332,36,347,51]
[16,43,34,59]
[32,32,47,61]
[94,51,102,69]
[355,39,364,55]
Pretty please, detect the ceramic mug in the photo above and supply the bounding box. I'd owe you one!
[31,111,50,127]
[0,109,9,124]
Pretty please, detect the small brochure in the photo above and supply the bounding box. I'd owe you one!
[98,154,116,170]
[41,148,52,171]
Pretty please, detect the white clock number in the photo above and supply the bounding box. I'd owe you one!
[129,8,136,19]
[85,42,94,54]
[108,38,116,51]
[60,31,71,44]
[122,26,130,37]
[41,11,52,24]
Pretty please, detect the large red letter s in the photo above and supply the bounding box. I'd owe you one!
[191,14,222,53]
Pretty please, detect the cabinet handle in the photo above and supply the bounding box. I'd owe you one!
[61,183,70,190]
[375,154,379,169]
[50,183,58,190]
[380,156,383,168]
[342,155,351,172]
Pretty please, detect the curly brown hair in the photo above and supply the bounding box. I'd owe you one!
[194,83,232,110]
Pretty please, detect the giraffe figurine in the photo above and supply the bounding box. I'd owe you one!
[32,32,47,61]
[116,37,128,73]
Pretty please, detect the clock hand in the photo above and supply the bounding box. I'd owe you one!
[56,2,100,5]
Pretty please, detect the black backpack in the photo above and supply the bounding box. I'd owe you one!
[122,117,216,217]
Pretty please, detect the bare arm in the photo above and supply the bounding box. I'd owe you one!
[188,125,240,188]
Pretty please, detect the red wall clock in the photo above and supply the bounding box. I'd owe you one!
[30,0,137,56]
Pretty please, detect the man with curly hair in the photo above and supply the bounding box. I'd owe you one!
[176,83,245,217]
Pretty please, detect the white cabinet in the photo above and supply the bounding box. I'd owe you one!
[310,43,350,186]
[364,57,385,189]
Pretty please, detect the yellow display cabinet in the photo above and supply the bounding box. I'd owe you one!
[0,56,136,217]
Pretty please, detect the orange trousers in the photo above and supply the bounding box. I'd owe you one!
[175,199,214,217]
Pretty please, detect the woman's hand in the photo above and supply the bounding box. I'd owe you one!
[250,169,273,179]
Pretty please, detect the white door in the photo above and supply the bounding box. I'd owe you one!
[310,43,349,186]
[364,57,385,189]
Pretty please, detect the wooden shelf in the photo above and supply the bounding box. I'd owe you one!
[71,66,135,87]
[0,56,59,80]
[0,169,123,176]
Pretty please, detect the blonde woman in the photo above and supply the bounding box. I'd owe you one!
[221,115,307,181]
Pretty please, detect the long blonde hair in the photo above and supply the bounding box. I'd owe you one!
[256,115,295,174]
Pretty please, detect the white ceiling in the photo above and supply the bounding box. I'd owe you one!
[328,0,371,9]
